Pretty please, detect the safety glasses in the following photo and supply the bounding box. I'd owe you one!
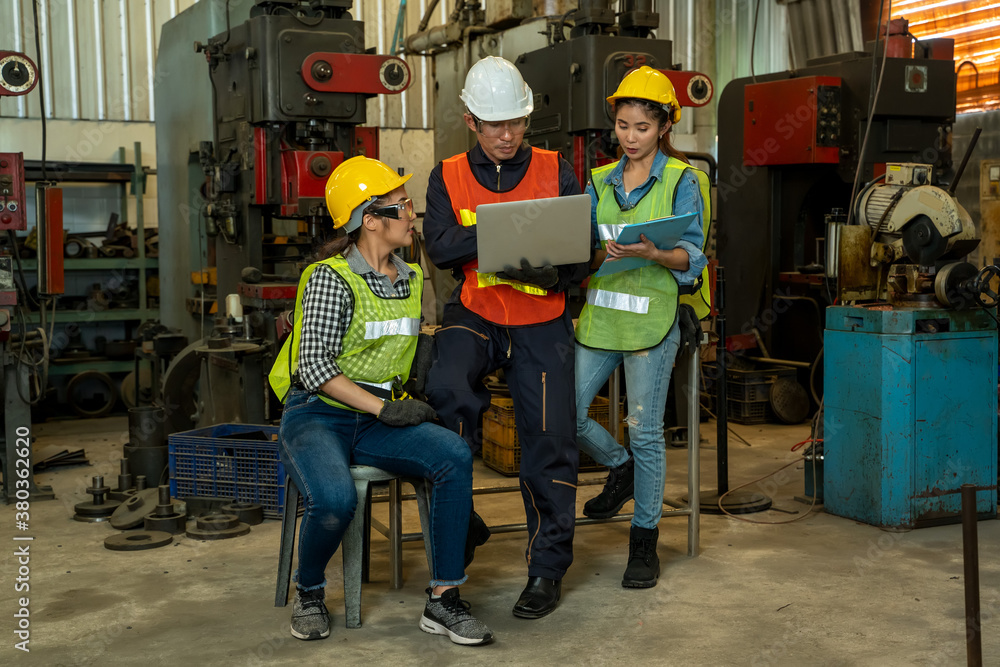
[368,198,414,220]
[472,115,530,138]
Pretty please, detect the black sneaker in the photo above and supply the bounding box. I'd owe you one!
[419,588,494,646]
[583,455,635,519]
[290,587,331,640]
[622,525,660,588]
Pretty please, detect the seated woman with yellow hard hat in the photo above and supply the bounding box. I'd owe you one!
[575,66,711,588]
[269,156,493,646]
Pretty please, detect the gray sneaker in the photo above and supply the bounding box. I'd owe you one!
[290,587,331,640]
[419,587,494,646]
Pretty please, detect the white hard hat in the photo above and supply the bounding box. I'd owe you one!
[460,56,533,122]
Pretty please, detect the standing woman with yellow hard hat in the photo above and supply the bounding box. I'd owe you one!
[575,66,711,588]
[268,156,493,646]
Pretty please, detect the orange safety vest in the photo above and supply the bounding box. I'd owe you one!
[441,148,566,326]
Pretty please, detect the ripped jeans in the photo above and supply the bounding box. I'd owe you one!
[575,323,681,529]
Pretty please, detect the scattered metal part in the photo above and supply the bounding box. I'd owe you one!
[221,502,265,526]
[109,488,160,530]
[769,378,810,424]
[66,371,118,418]
[186,522,250,541]
[196,514,240,531]
[144,513,188,533]
[74,475,121,522]
[104,531,173,551]
[135,475,147,491]
[181,496,235,517]
[109,459,134,501]
[140,485,187,533]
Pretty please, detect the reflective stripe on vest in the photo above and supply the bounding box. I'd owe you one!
[441,148,566,326]
[365,317,420,339]
[576,155,705,351]
[586,288,650,314]
[597,223,627,242]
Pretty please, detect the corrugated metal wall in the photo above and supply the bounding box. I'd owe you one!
[1,0,199,121]
[715,0,790,95]
[361,0,446,129]
[2,1,798,135]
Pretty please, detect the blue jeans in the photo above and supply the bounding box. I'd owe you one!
[575,324,681,529]
[278,389,472,589]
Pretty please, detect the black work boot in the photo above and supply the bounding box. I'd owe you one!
[622,525,660,589]
[583,455,634,519]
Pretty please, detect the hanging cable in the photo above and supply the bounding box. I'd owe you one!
[846,0,892,228]
[31,0,48,182]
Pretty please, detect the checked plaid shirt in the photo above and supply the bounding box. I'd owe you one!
[296,245,417,392]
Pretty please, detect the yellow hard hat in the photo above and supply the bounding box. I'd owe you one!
[325,156,412,231]
[607,66,681,124]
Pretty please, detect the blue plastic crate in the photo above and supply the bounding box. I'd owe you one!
[168,424,284,519]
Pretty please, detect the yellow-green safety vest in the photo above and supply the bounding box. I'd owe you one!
[268,255,423,411]
[679,168,712,320]
[576,156,708,351]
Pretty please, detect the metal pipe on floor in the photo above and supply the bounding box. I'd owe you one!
[961,484,982,667]
[747,356,812,369]
[716,265,729,494]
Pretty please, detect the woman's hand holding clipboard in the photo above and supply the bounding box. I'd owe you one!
[594,212,698,277]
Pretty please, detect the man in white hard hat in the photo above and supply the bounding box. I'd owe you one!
[423,55,590,620]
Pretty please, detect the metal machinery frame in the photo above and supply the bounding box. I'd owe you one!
[716,36,958,364]
[157,0,410,427]
[0,154,54,504]
[0,50,55,503]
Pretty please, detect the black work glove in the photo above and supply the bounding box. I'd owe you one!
[403,333,434,401]
[496,257,559,290]
[377,398,437,427]
[677,303,700,353]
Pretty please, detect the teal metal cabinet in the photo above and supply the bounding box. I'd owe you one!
[824,306,997,529]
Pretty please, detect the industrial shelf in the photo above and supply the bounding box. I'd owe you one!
[18,308,159,324]
[16,258,159,270]
[46,360,135,376]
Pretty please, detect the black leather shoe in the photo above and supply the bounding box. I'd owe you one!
[512,577,561,619]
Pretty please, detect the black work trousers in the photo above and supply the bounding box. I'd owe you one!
[425,301,578,580]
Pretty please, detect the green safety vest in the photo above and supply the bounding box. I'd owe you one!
[679,168,713,320]
[268,254,423,411]
[576,156,708,351]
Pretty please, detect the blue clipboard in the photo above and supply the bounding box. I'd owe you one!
[593,213,697,278]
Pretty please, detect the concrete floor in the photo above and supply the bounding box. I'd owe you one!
[3,415,998,666]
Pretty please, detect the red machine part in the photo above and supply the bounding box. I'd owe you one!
[239,283,298,300]
[255,127,378,211]
[279,150,344,217]
[353,127,379,159]
[660,70,714,108]
[0,51,38,97]
[882,18,912,59]
[0,153,26,231]
[254,127,269,205]
[39,186,64,296]
[743,76,842,167]
[302,53,411,95]
[924,38,954,61]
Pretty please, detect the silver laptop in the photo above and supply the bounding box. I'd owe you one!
[475,194,592,274]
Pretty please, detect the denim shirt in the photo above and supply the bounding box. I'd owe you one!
[584,150,708,285]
